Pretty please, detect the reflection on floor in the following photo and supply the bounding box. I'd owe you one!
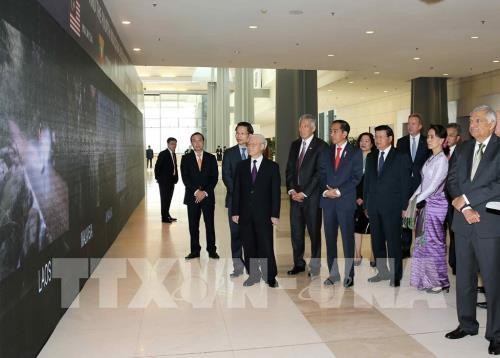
[39,165,491,357]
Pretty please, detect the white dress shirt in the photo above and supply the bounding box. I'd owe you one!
[250,155,263,172]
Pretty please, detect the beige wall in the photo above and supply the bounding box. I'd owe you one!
[448,69,500,117]
[319,91,411,139]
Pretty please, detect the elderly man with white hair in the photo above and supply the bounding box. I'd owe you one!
[231,134,281,288]
[446,105,500,355]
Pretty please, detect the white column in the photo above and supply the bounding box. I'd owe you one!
[234,68,255,124]
[215,68,230,149]
[206,81,217,152]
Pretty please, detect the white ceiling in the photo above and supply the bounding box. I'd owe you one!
[104,0,500,80]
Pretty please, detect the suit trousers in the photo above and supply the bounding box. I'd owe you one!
[240,215,277,283]
[369,208,403,281]
[290,199,322,272]
[187,202,216,254]
[227,203,244,272]
[159,182,175,220]
[445,205,456,272]
[455,231,500,341]
[323,205,355,280]
[147,158,153,168]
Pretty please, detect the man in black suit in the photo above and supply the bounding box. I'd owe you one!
[445,123,461,275]
[154,138,178,223]
[445,105,500,355]
[232,134,281,288]
[364,125,411,287]
[396,113,430,258]
[285,114,328,277]
[319,120,363,287]
[222,121,254,277]
[146,145,154,168]
[180,132,219,260]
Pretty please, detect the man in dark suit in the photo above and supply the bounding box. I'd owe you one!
[285,114,328,277]
[222,121,254,277]
[445,123,462,275]
[154,138,178,223]
[445,105,500,355]
[232,134,281,288]
[146,145,154,168]
[364,125,411,287]
[396,113,430,258]
[319,120,363,287]
[180,132,219,260]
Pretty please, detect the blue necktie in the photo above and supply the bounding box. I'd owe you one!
[378,151,385,175]
[241,147,247,160]
[411,137,417,162]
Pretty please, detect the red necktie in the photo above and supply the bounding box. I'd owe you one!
[335,146,342,170]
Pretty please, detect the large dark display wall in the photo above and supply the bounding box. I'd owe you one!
[0,1,144,356]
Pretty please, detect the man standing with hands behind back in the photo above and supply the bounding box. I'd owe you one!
[154,138,178,223]
[285,114,328,278]
[397,114,430,258]
[222,121,254,278]
[445,105,500,355]
[181,132,219,260]
[232,134,281,288]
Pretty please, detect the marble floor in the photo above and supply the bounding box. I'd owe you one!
[39,165,491,357]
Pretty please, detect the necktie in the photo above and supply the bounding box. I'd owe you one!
[196,155,202,171]
[251,160,257,183]
[335,146,342,170]
[470,143,485,180]
[298,141,307,168]
[378,151,385,175]
[411,137,417,162]
[241,147,247,160]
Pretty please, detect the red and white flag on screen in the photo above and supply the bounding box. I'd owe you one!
[69,0,81,37]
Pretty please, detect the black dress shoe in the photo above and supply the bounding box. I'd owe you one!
[267,280,279,288]
[243,277,260,286]
[390,279,401,287]
[369,260,376,268]
[477,301,487,309]
[162,218,172,223]
[209,252,220,259]
[185,252,200,260]
[287,266,305,275]
[168,216,177,222]
[343,277,354,288]
[489,340,500,355]
[368,273,390,283]
[477,286,486,294]
[230,270,243,278]
[323,278,336,286]
[445,326,478,339]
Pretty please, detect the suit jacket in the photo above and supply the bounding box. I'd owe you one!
[146,148,154,159]
[286,136,329,204]
[231,157,281,224]
[363,147,411,215]
[447,135,500,239]
[319,142,363,210]
[222,145,245,208]
[180,151,218,206]
[154,149,178,184]
[397,134,430,192]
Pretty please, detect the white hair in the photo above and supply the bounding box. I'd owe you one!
[249,133,267,149]
[298,114,317,130]
[471,105,497,124]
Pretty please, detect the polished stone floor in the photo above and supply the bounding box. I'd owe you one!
[39,163,491,357]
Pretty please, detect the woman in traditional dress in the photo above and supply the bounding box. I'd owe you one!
[409,124,450,293]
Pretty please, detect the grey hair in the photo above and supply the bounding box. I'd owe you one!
[249,133,267,149]
[298,114,317,130]
[471,105,497,124]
